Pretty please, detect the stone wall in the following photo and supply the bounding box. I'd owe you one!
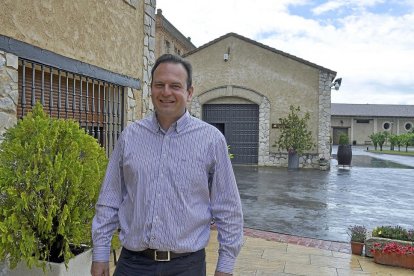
[141,0,156,118]
[318,71,335,165]
[0,0,144,80]
[0,51,18,142]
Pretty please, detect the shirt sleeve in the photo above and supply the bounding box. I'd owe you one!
[210,134,244,274]
[91,133,125,262]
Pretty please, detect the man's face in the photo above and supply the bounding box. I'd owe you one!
[151,62,193,122]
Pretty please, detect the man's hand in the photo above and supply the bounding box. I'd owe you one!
[214,271,232,276]
[91,261,110,276]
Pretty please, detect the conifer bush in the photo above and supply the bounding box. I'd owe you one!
[0,103,108,270]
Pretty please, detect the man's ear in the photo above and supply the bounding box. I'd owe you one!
[186,86,194,102]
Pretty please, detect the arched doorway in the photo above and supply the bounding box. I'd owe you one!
[203,103,259,164]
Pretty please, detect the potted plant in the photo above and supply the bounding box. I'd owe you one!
[348,225,367,255]
[371,242,414,269]
[0,103,108,275]
[273,105,314,170]
[337,133,352,166]
[365,225,414,257]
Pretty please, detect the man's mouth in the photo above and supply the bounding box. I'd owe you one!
[160,99,174,103]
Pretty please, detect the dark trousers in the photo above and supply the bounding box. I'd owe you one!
[113,248,206,276]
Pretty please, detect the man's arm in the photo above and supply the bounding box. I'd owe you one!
[210,135,244,274]
[91,133,125,265]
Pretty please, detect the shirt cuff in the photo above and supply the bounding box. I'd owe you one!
[92,246,111,262]
[216,254,236,274]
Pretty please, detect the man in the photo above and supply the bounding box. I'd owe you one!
[91,54,243,276]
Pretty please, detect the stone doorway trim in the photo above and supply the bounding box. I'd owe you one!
[190,85,271,165]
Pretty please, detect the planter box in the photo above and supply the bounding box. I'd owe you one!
[365,237,413,257]
[1,248,92,276]
[373,252,414,269]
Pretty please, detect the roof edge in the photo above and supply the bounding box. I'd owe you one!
[183,32,336,74]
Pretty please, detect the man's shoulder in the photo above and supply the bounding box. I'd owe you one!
[121,114,155,136]
[188,116,224,138]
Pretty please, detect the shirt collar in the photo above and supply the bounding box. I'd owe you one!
[150,110,191,134]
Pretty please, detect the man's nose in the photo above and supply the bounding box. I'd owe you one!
[161,85,172,96]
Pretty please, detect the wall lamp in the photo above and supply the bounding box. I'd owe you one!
[330,78,342,90]
[224,47,230,62]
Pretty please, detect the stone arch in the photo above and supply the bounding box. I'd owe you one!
[190,85,271,165]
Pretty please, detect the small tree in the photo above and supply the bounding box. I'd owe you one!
[273,105,314,154]
[0,103,108,270]
[388,134,398,151]
[377,132,387,151]
[369,133,380,150]
[400,133,414,152]
[395,134,403,151]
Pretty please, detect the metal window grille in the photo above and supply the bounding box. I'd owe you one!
[17,58,124,156]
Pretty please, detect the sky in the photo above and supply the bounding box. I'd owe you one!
[156,0,414,105]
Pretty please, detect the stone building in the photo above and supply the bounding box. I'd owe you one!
[0,0,156,155]
[155,9,196,58]
[331,103,414,145]
[184,33,338,168]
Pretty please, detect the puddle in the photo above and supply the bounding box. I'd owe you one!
[332,155,413,169]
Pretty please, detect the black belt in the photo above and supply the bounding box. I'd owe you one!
[125,248,195,262]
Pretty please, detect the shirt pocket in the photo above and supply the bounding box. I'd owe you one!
[170,155,208,193]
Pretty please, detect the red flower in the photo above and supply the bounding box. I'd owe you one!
[371,242,414,256]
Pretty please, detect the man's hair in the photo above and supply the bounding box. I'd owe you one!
[151,54,193,89]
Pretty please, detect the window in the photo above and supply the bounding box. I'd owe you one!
[18,58,124,156]
[356,119,370,124]
[405,122,413,131]
[383,122,391,130]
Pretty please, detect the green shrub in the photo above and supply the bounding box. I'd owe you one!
[0,103,108,270]
[372,225,414,242]
[338,133,349,145]
[272,105,314,154]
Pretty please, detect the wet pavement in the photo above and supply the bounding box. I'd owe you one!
[234,146,414,243]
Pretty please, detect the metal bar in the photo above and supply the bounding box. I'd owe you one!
[97,81,101,144]
[107,85,112,154]
[112,86,116,150]
[72,74,76,119]
[91,79,96,138]
[117,85,121,139]
[21,60,26,117]
[41,65,45,106]
[85,77,89,134]
[103,84,108,156]
[79,77,83,126]
[58,69,61,119]
[49,67,53,117]
[31,62,35,108]
[65,71,69,119]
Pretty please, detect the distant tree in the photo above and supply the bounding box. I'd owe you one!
[377,132,387,151]
[395,134,403,151]
[399,133,413,152]
[388,134,398,151]
[369,133,380,150]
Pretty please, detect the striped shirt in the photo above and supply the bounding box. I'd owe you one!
[92,111,243,273]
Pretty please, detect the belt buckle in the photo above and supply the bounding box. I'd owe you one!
[154,250,170,261]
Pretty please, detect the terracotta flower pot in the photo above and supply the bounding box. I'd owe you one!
[373,252,414,269]
[350,241,364,255]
